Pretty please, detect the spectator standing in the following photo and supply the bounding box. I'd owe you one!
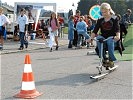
[17,8,28,50]
[73,10,81,47]
[68,15,75,48]
[76,16,90,48]
[28,11,34,31]
[0,7,10,50]
[57,14,64,37]
[84,15,94,47]
[120,9,132,40]
[116,14,125,51]
[84,15,92,29]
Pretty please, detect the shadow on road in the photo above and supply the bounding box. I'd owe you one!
[35,73,97,87]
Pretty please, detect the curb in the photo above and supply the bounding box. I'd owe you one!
[0,43,68,54]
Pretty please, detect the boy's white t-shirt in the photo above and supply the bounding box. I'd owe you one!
[17,14,28,32]
[0,14,10,26]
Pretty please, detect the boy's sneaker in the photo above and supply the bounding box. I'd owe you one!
[25,44,28,48]
[18,47,23,50]
[68,45,72,48]
[50,48,52,52]
[25,43,28,48]
[102,59,111,70]
[107,61,114,68]
[55,46,59,50]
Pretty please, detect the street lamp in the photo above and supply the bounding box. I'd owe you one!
[72,3,76,15]
[72,3,74,7]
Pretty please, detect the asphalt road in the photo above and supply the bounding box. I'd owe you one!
[1,45,132,99]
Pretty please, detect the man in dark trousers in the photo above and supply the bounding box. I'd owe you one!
[120,9,132,41]
[73,10,81,47]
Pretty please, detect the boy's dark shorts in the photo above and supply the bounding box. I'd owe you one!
[0,26,5,36]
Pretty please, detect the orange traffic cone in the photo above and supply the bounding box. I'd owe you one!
[14,54,42,99]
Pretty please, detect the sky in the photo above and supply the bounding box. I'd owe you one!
[2,0,80,12]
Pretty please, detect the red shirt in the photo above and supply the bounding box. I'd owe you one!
[85,19,92,28]
[33,22,40,30]
[58,17,64,25]
[74,15,80,25]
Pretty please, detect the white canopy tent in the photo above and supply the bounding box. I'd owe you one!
[13,2,56,35]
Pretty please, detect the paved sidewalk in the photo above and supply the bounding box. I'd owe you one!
[0,35,68,54]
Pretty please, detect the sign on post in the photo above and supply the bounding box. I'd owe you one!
[89,5,101,20]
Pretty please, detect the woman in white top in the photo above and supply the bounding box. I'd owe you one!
[0,7,10,50]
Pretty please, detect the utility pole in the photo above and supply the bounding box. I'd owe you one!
[72,3,76,15]
[0,0,2,7]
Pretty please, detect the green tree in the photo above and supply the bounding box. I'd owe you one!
[77,0,99,15]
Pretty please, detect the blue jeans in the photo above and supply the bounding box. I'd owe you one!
[0,26,5,36]
[96,35,117,61]
[68,40,73,48]
[77,32,90,46]
[19,32,28,48]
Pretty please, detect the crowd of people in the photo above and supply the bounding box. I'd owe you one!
[68,10,94,49]
[0,2,132,68]
[14,8,65,51]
